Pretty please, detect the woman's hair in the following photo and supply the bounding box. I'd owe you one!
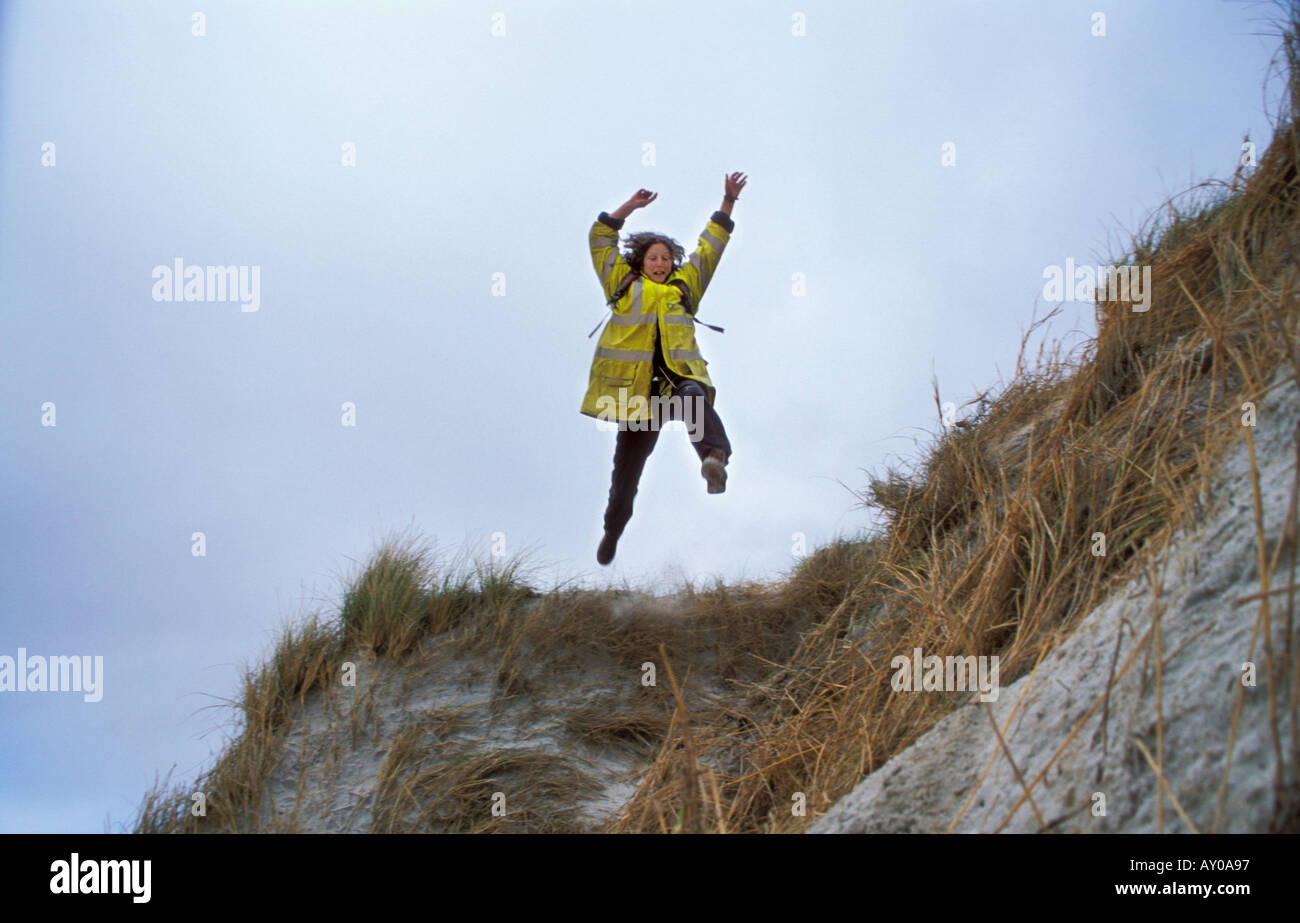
[622,231,686,273]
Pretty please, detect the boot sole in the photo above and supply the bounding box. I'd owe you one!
[702,458,727,494]
[597,533,618,565]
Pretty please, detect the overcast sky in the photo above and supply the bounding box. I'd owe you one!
[0,0,1288,833]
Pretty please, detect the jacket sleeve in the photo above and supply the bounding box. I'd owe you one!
[590,211,632,306]
[676,210,734,311]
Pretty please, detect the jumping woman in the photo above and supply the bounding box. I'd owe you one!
[581,171,747,565]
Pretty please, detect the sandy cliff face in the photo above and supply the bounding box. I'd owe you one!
[811,364,1299,834]
[256,588,754,833]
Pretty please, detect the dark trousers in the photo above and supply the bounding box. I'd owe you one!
[602,375,732,539]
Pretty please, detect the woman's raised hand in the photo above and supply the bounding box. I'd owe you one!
[626,188,658,210]
[724,172,747,199]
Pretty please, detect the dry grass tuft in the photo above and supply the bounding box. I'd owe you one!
[372,743,600,833]
[563,695,674,751]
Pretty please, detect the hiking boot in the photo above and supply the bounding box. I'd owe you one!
[597,530,619,565]
[701,453,727,494]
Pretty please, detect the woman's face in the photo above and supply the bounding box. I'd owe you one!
[643,242,673,283]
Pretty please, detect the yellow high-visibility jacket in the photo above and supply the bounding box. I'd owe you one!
[581,209,734,422]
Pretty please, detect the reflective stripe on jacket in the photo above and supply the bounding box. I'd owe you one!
[580,209,734,422]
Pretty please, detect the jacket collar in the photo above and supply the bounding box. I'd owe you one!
[636,268,679,286]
